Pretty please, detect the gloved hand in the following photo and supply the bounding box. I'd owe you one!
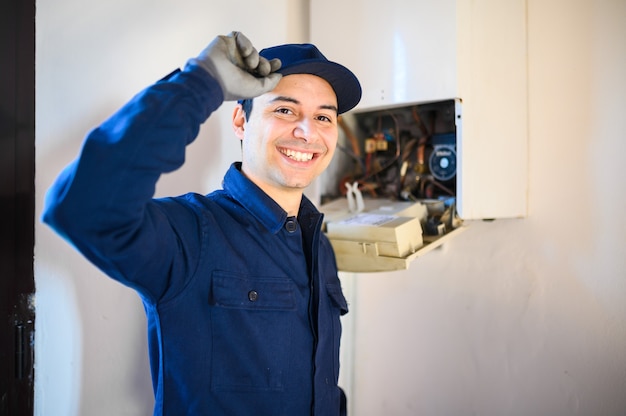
[189,31,282,101]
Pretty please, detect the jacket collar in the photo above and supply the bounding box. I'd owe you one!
[222,162,321,234]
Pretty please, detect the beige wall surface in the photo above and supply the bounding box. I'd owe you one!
[341,1,626,415]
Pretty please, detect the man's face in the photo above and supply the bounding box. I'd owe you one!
[233,74,339,196]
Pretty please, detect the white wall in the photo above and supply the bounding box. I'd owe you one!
[35,1,626,416]
[342,0,626,415]
[35,1,309,414]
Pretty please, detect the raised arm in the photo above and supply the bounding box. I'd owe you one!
[42,32,281,301]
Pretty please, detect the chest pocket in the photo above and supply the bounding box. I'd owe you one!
[208,271,298,392]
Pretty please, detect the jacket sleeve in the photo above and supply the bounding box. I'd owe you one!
[42,63,224,302]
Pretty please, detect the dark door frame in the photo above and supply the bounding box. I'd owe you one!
[0,0,36,414]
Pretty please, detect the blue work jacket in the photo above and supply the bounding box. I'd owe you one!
[42,64,349,415]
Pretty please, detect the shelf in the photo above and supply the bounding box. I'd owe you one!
[322,197,464,273]
[330,226,465,273]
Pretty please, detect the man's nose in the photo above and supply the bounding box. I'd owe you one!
[293,118,316,142]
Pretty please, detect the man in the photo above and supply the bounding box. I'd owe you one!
[43,31,361,415]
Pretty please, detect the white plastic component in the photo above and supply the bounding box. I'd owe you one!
[345,182,364,213]
[322,198,462,273]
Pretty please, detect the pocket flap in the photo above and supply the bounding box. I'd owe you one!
[210,272,296,311]
[326,283,349,316]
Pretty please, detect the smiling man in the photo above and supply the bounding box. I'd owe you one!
[42,32,361,415]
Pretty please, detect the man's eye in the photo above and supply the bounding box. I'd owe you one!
[317,115,333,122]
[276,108,293,115]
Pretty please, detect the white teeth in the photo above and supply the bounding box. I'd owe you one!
[282,149,314,162]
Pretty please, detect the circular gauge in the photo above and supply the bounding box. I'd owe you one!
[429,145,457,181]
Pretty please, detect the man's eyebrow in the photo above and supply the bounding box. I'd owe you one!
[320,104,339,114]
[270,96,338,114]
[270,96,300,105]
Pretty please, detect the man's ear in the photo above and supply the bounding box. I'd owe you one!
[232,104,246,140]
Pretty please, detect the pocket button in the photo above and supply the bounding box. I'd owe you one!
[248,290,259,302]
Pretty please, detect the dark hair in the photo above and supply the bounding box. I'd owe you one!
[240,98,253,121]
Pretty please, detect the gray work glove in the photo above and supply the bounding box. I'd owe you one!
[189,31,282,101]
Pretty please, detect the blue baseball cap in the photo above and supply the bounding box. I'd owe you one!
[259,43,362,114]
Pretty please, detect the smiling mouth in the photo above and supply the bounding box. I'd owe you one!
[280,148,315,162]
